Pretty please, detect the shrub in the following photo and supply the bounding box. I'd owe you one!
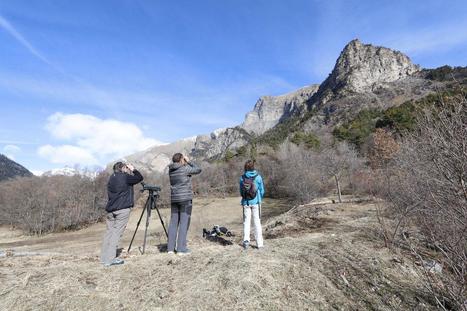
[255,110,316,149]
[290,132,320,149]
[224,149,235,161]
[257,142,363,204]
[255,117,300,149]
[195,161,244,198]
[333,108,383,147]
[376,101,417,133]
[236,145,247,157]
[0,173,109,234]
[426,65,454,81]
[383,93,467,309]
[367,128,400,169]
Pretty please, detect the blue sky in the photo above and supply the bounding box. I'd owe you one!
[0,0,466,174]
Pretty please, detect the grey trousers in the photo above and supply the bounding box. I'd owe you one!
[167,200,192,252]
[101,208,131,264]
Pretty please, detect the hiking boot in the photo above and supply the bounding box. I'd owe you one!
[103,258,124,267]
[242,240,250,250]
[177,249,192,256]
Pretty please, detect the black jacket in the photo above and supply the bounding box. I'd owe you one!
[105,170,144,212]
[169,162,201,203]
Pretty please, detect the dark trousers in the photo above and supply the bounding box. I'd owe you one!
[167,200,192,252]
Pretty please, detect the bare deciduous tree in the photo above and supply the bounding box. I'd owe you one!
[0,173,109,234]
[368,128,400,170]
[384,93,467,309]
[318,142,363,203]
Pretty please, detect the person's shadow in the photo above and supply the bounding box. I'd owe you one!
[205,235,233,246]
[156,243,168,252]
[116,248,124,257]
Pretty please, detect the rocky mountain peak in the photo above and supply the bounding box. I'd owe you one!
[319,39,420,95]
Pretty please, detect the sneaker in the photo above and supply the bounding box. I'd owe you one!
[167,251,175,255]
[103,258,124,267]
[177,249,192,255]
[243,240,250,250]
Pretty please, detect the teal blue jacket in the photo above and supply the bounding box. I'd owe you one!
[239,170,265,206]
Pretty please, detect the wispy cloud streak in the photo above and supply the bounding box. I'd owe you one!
[0,140,38,145]
[0,14,55,67]
[384,20,467,55]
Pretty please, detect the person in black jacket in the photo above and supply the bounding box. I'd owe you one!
[167,153,201,255]
[101,161,143,266]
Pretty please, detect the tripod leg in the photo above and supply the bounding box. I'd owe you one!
[153,199,168,238]
[127,196,149,253]
[142,195,152,254]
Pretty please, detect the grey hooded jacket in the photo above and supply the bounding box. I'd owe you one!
[169,162,202,203]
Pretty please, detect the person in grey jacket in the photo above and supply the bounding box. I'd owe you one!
[167,153,202,255]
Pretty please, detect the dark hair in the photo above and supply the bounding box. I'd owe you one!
[113,161,126,173]
[172,153,183,163]
[244,160,255,172]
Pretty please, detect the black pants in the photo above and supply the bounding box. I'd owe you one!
[167,200,192,252]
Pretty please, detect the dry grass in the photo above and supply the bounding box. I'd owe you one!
[0,197,436,310]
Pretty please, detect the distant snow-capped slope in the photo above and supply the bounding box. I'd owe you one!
[42,166,103,178]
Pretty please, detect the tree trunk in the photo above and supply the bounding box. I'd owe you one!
[334,174,342,203]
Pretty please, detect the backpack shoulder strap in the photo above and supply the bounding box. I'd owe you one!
[243,173,257,180]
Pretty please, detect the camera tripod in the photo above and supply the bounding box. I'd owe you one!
[128,183,168,254]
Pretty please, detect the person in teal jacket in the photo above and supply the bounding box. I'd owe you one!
[239,160,265,250]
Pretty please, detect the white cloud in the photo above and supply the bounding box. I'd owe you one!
[38,113,163,166]
[2,144,21,160]
[38,144,98,166]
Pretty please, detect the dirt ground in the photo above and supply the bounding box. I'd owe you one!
[0,196,436,310]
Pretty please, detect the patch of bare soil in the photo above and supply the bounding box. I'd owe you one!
[0,197,436,310]
[264,204,338,239]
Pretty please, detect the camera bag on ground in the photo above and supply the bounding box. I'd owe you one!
[202,225,234,246]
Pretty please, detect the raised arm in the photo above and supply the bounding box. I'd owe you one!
[126,169,144,185]
[185,162,202,175]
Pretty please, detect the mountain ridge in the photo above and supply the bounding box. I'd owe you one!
[0,154,33,182]
[116,39,463,174]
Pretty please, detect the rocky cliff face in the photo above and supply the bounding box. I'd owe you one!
[0,154,33,182]
[121,127,253,175]
[315,39,420,103]
[123,137,196,174]
[193,127,251,159]
[242,85,319,135]
[116,39,433,174]
[118,85,320,174]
